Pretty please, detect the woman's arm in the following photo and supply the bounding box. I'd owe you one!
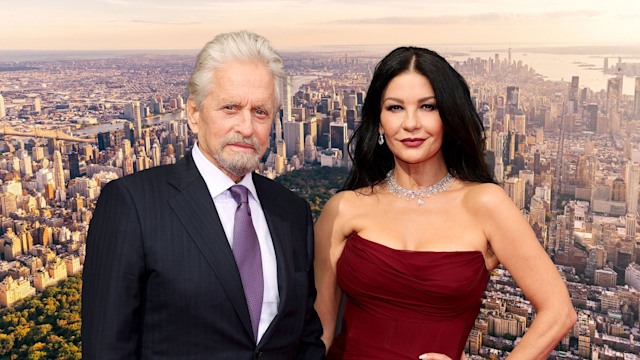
[472,184,577,359]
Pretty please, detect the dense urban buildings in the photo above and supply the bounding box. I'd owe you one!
[0,49,639,358]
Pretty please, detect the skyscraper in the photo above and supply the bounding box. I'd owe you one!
[123,122,135,144]
[612,178,626,202]
[68,152,80,180]
[320,96,331,115]
[514,109,526,134]
[345,109,356,130]
[128,101,142,139]
[625,162,639,216]
[585,104,598,133]
[35,168,54,192]
[330,120,347,155]
[506,86,519,109]
[607,77,622,133]
[33,96,41,113]
[275,139,286,174]
[123,155,134,176]
[282,76,292,123]
[625,213,636,238]
[569,76,579,113]
[151,143,161,167]
[607,77,622,114]
[97,132,111,151]
[152,96,163,114]
[503,177,525,209]
[303,117,317,145]
[343,90,357,111]
[31,146,45,162]
[19,155,33,178]
[283,120,303,159]
[122,139,132,157]
[124,102,135,120]
[273,116,283,142]
[0,93,5,118]
[356,90,365,106]
[634,77,640,117]
[53,150,65,191]
[47,138,57,156]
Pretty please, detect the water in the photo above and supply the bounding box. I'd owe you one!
[0,49,194,63]
[288,44,640,95]
[73,110,187,137]
[447,49,638,95]
[1,48,637,95]
[291,73,332,92]
[144,110,186,126]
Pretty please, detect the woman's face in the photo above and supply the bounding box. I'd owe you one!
[379,70,445,167]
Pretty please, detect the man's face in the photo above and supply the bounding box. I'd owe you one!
[188,61,278,181]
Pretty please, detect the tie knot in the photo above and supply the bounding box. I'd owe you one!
[229,185,250,205]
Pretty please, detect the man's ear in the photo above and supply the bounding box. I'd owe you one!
[273,104,282,121]
[186,98,200,134]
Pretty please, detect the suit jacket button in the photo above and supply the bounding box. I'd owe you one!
[255,351,263,358]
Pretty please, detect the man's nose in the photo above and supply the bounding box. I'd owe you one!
[236,110,254,136]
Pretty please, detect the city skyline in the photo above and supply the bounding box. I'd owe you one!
[1,34,640,357]
[2,0,640,51]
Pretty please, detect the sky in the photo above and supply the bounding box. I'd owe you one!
[1,0,639,51]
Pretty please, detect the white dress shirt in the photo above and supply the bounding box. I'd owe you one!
[192,143,279,343]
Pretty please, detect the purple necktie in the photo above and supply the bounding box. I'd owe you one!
[229,185,263,340]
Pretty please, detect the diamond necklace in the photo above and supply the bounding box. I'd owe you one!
[385,170,455,206]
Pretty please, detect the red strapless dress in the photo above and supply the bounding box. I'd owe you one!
[326,233,490,360]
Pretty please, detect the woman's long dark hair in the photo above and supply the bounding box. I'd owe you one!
[343,46,496,191]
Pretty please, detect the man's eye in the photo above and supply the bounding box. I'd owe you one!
[255,108,271,119]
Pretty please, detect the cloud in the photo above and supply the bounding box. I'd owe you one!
[131,20,202,25]
[327,10,603,26]
[615,12,640,20]
[537,10,601,18]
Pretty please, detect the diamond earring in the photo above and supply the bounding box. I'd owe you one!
[378,133,385,145]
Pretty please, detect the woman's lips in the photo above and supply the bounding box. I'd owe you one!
[400,138,425,147]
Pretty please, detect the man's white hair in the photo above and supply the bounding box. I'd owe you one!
[188,30,285,109]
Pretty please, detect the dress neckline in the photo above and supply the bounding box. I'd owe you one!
[348,232,484,255]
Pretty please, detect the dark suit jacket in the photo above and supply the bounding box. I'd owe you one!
[82,153,324,360]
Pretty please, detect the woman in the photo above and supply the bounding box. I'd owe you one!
[314,47,576,360]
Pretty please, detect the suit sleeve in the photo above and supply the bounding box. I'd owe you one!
[296,202,326,360]
[82,180,145,360]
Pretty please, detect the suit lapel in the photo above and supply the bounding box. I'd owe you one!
[167,154,254,340]
[253,174,294,346]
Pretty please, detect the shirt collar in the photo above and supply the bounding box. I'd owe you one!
[192,142,259,202]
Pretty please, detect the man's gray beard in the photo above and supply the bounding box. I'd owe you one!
[213,134,263,177]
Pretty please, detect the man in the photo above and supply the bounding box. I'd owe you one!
[82,31,325,359]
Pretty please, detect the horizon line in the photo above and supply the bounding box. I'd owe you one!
[2,42,640,53]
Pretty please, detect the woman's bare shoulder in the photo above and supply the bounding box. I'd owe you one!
[320,186,381,220]
[460,182,511,210]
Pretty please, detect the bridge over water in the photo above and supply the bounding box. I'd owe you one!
[0,125,96,143]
